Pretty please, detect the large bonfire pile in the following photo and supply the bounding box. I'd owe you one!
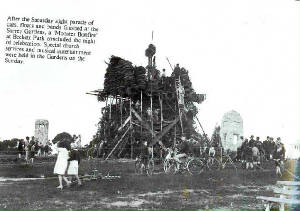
[92,48,206,158]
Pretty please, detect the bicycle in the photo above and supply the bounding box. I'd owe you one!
[135,156,154,176]
[163,148,205,175]
[206,154,237,173]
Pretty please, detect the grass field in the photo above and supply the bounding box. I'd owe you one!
[0,156,298,210]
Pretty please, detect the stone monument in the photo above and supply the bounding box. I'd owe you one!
[34,119,49,147]
[220,110,243,152]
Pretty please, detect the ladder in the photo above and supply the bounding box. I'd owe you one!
[175,77,185,134]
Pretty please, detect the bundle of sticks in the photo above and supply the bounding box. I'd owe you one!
[103,56,147,99]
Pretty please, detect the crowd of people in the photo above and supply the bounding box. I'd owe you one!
[16,136,51,163]
[238,135,285,174]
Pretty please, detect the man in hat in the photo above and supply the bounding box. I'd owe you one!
[274,137,285,176]
[262,136,270,160]
[240,136,247,163]
[236,136,244,162]
[17,139,24,159]
[244,138,254,170]
[140,141,151,173]
[248,135,255,148]
[161,69,166,77]
[252,142,260,168]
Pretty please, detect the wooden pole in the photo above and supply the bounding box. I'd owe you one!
[159,94,163,158]
[159,95,163,131]
[166,57,174,71]
[105,127,130,160]
[174,103,177,148]
[149,116,180,147]
[109,96,112,120]
[150,91,154,158]
[104,96,108,140]
[140,90,143,135]
[175,77,184,135]
[220,135,222,166]
[195,116,207,138]
[150,94,153,133]
[120,96,123,126]
[105,96,108,109]
[130,98,133,159]
[151,82,154,158]
[131,108,154,136]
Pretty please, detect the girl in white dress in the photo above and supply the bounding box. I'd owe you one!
[53,140,71,189]
[67,143,82,186]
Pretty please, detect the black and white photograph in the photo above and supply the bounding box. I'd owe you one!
[0,0,300,210]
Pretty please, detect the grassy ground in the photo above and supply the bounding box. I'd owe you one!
[0,157,298,211]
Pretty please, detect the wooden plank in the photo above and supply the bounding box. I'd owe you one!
[277,181,300,186]
[273,188,300,196]
[105,127,130,160]
[257,196,300,204]
[118,116,130,131]
[131,108,155,136]
[132,107,179,149]
[149,116,180,147]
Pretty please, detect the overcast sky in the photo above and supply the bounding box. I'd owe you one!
[0,0,299,146]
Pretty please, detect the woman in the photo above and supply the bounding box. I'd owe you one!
[53,139,71,189]
[17,140,24,159]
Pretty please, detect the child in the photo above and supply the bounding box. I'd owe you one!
[53,140,71,189]
[67,143,82,186]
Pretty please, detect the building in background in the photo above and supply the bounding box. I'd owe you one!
[220,110,243,152]
[284,140,300,159]
[34,119,49,146]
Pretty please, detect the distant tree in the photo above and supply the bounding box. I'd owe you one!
[211,126,221,147]
[0,138,23,153]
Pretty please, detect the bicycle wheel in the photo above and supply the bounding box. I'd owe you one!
[188,158,205,175]
[222,159,237,173]
[207,157,221,170]
[164,159,177,174]
[163,159,171,173]
[146,159,155,176]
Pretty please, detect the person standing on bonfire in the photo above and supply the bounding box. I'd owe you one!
[53,139,71,189]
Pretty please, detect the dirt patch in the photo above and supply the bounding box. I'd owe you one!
[0,159,286,210]
[109,199,148,208]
